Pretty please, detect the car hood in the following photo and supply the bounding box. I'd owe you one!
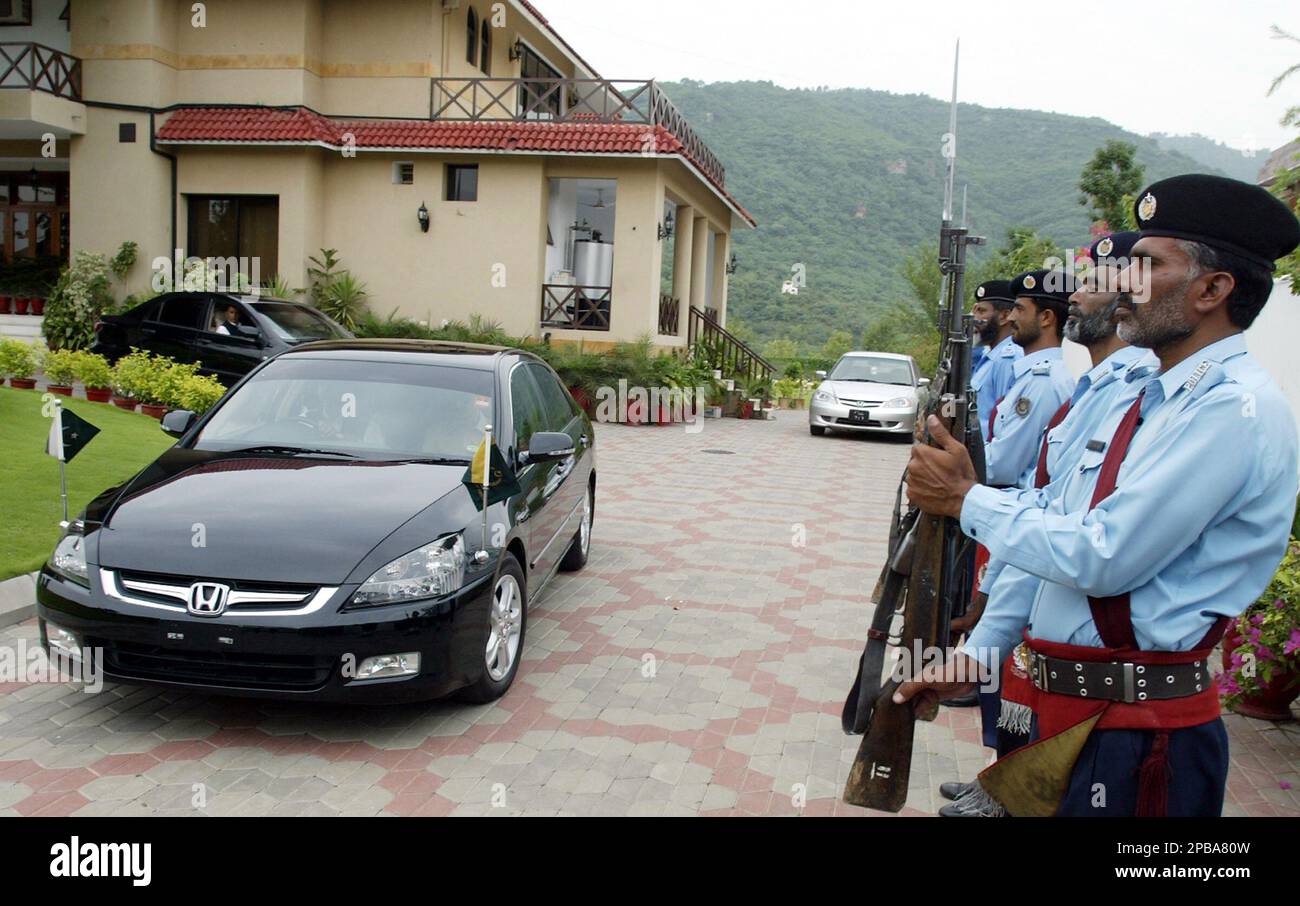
[821,380,917,402]
[92,449,469,584]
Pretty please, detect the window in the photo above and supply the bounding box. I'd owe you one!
[0,1,32,26]
[187,195,279,280]
[510,365,549,457]
[446,165,478,202]
[152,296,210,329]
[527,363,579,430]
[118,123,136,143]
[466,8,478,66]
[519,45,562,118]
[392,162,414,185]
[480,20,491,75]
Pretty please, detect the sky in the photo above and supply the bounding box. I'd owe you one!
[531,0,1300,154]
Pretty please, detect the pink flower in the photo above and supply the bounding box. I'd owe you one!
[1219,675,1240,696]
[1230,651,1246,669]
[1282,781,1293,791]
[1252,613,1265,625]
[1284,629,1300,657]
[1275,598,1287,610]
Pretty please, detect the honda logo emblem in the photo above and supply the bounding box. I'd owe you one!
[187,582,230,617]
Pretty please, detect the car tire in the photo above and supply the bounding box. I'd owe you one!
[456,554,528,704]
[810,425,827,437]
[559,484,594,572]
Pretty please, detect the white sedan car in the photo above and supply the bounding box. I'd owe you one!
[808,351,929,437]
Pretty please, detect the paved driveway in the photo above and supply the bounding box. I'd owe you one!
[0,415,1296,816]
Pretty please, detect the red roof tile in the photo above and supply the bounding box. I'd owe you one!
[156,106,754,225]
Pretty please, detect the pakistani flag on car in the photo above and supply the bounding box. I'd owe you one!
[462,428,520,509]
[46,404,100,463]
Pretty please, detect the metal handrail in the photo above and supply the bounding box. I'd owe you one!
[688,306,773,385]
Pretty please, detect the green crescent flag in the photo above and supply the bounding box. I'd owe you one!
[462,436,520,509]
[46,407,100,464]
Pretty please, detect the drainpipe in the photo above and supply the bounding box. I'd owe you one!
[82,100,179,258]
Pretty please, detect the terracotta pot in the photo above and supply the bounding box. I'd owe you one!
[0,295,9,314]
[29,297,44,315]
[85,387,113,403]
[47,385,73,397]
[111,396,138,411]
[1221,624,1300,722]
[9,377,36,390]
[140,403,168,419]
[13,297,28,315]
[568,386,595,416]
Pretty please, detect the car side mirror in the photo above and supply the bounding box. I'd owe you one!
[918,377,931,387]
[161,409,197,438]
[815,370,827,380]
[522,431,575,464]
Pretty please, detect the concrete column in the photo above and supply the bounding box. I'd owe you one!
[670,204,694,336]
[690,217,709,321]
[712,231,730,327]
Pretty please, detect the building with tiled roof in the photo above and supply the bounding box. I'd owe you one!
[42,0,753,347]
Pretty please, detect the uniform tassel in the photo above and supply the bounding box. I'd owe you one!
[997,699,1033,736]
[1136,730,1171,817]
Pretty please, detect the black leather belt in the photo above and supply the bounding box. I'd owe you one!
[1029,652,1211,703]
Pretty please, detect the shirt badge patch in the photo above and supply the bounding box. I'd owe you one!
[1015,397,1032,417]
[1138,192,1157,222]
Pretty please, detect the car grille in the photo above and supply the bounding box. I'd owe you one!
[111,569,321,614]
[838,398,883,409]
[836,417,885,427]
[96,638,334,691]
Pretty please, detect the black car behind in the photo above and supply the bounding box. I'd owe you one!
[37,340,596,703]
[91,292,353,385]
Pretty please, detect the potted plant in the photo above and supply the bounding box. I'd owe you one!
[13,293,29,315]
[75,351,115,403]
[0,337,38,389]
[1220,540,1300,721]
[174,371,227,415]
[111,349,153,411]
[30,296,45,316]
[43,348,78,396]
[146,359,200,418]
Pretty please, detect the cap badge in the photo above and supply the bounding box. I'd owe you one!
[977,286,986,299]
[1097,237,1114,257]
[1023,275,1037,290]
[1015,397,1032,417]
[1138,192,1157,222]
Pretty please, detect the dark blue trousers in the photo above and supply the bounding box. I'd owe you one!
[1027,717,1230,816]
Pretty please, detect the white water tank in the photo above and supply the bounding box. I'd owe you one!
[573,240,614,287]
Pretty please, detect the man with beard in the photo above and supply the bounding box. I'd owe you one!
[898,174,1300,816]
[936,232,1155,816]
[970,280,1022,446]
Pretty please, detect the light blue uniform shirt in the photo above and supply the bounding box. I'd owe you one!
[961,333,1298,663]
[983,347,1075,488]
[972,334,1021,445]
[979,346,1156,597]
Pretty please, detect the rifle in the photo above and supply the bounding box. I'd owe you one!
[840,42,987,812]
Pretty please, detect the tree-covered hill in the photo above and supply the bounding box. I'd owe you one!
[660,79,1224,350]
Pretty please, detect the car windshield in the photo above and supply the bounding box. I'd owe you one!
[829,356,914,386]
[249,301,351,341]
[194,357,495,462]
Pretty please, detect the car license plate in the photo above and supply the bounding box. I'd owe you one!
[159,621,239,650]
[849,409,871,424]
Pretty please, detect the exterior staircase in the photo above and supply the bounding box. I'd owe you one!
[687,306,773,386]
[0,314,42,344]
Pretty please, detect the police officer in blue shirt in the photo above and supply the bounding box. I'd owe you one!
[970,280,1022,445]
[983,270,1077,488]
[899,174,1300,817]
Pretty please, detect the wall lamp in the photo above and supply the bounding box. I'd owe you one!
[509,39,525,62]
[417,202,430,233]
[657,210,674,241]
[725,252,739,275]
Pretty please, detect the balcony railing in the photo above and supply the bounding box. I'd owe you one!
[0,43,81,101]
[658,294,680,336]
[429,78,725,188]
[541,284,611,331]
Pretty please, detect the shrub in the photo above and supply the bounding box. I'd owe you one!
[73,351,114,390]
[1221,542,1300,706]
[151,359,200,409]
[41,251,115,351]
[173,372,227,414]
[110,241,138,280]
[0,337,38,379]
[317,272,369,331]
[261,274,301,301]
[111,349,156,401]
[43,348,79,386]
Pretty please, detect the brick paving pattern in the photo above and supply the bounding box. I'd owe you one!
[0,415,1296,816]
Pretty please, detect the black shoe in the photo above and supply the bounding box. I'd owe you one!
[939,781,972,801]
[941,690,980,707]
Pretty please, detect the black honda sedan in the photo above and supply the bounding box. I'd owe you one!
[37,341,595,703]
[90,292,353,385]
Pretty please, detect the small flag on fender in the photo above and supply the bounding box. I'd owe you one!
[45,404,100,464]
[463,435,520,508]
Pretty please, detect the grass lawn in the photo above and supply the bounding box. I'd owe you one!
[0,387,174,582]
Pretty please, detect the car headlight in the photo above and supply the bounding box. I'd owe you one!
[814,388,836,403]
[350,535,466,608]
[884,397,913,408]
[49,533,89,586]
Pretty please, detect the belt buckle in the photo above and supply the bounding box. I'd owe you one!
[1032,653,1049,692]
[1121,662,1137,703]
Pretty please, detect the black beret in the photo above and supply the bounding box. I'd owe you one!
[973,279,1016,308]
[1010,269,1077,310]
[1087,230,1141,266]
[1133,174,1300,271]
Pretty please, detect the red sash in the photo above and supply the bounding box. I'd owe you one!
[1032,400,1072,490]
